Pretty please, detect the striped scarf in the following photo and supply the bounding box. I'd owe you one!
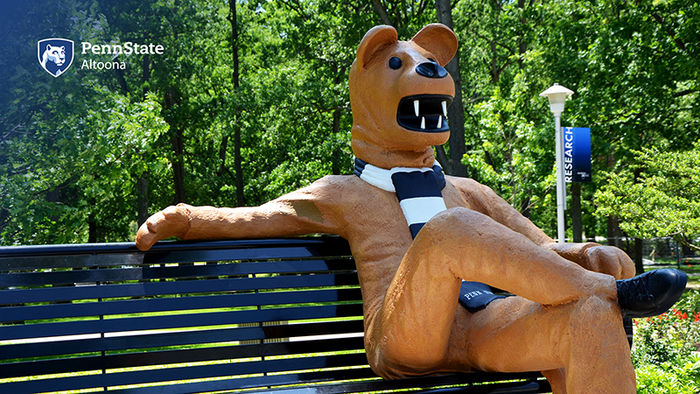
[354,158,505,313]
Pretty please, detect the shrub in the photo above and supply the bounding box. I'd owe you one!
[635,356,700,394]
[632,289,700,391]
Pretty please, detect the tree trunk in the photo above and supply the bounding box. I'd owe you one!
[164,87,186,204]
[331,64,345,175]
[137,173,149,226]
[332,108,341,175]
[218,135,229,177]
[229,0,245,206]
[137,55,151,222]
[371,0,392,25]
[87,202,103,243]
[571,182,582,243]
[172,126,186,204]
[520,196,531,219]
[142,54,150,97]
[435,0,467,177]
[435,145,451,173]
[88,214,97,243]
[233,126,244,206]
[634,238,644,275]
[607,216,622,249]
[115,67,128,95]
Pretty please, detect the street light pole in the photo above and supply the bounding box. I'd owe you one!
[540,83,574,243]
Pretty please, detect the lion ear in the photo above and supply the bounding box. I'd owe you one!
[356,25,398,69]
[411,23,458,66]
[46,44,52,49]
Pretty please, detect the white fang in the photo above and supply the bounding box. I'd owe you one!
[437,116,442,128]
[420,117,426,129]
[414,100,420,117]
[441,101,448,117]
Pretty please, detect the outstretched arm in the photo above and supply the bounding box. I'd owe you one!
[448,176,635,279]
[136,176,346,251]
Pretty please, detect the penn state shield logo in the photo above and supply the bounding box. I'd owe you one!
[37,38,74,77]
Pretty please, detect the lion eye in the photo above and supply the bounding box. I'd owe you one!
[388,57,402,69]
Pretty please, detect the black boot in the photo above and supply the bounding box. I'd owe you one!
[616,268,687,318]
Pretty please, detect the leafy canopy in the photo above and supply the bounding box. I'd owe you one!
[595,142,700,250]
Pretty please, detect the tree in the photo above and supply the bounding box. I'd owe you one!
[447,0,700,241]
[435,0,468,177]
[1,0,698,246]
[595,141,700,251]
[452,0,559,232]
[0,1,170,244]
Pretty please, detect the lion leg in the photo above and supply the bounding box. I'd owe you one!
[541,368,567,393]
[366,207,620,379]
[447,296,635,394]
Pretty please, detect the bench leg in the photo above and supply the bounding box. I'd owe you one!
[366,207,635,393]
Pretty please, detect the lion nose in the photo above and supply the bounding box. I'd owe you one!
[415,61,448,78]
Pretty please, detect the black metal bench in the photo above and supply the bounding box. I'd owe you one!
[0,236,550,393]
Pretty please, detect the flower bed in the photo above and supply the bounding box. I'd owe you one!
[632,289,700,393]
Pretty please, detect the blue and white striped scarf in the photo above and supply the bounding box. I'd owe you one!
[354,157,505,313]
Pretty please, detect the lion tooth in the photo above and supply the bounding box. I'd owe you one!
[421,116,426,129]
[441,101,448,117]
[414,100,420,116]
[437,116,442,129]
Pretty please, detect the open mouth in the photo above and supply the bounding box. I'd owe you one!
[397,94,452,132]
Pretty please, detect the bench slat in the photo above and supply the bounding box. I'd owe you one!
[106,367,377,394]
[260,372,548,394]
[1,288,363,322]
[0,241,352,271]
[0,272,359,305]
[0,337,366,378]
[0,352,370,393]
[0,320,366,360]
[143,247,349,265]
[0,304,364,340]
[0,259,355,288]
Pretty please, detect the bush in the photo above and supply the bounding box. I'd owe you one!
[632,289,700,391]
[636,357,700,394]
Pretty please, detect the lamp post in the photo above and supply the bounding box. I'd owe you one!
[540,83,574,243]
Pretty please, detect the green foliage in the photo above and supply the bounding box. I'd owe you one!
[452,0,559,231]
[0,1,171,244]
[0,0,379,243]
[453,0,700,238]
[632,289,700,392]
[1,0,699,244]
[595,142,700,250]
[636,357,700,394]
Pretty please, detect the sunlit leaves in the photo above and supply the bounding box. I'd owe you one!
[595,142,700,249]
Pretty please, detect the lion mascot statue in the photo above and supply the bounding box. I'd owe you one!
[137,24,687,393]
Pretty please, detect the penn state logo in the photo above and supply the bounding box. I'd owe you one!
[37,38,74,77]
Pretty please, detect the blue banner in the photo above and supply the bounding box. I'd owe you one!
[563,127,591,183]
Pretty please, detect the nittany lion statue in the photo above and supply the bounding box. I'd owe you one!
[137,24,687,393]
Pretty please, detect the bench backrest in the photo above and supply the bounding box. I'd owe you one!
[0,236,547,393]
